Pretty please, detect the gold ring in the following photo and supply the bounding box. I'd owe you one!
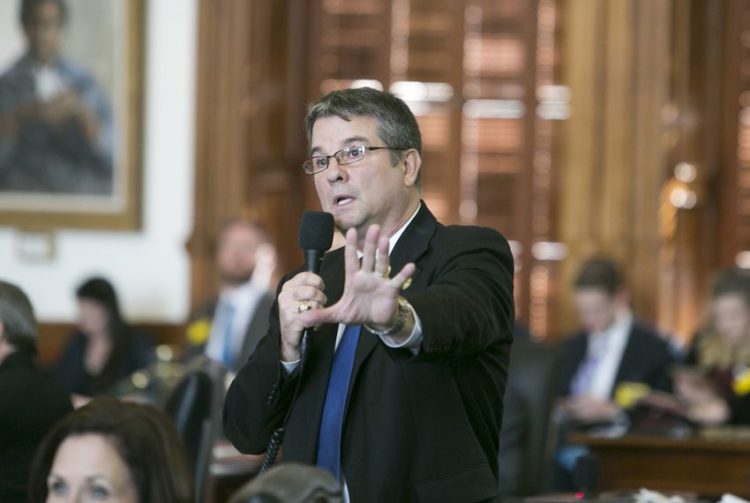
[297,301,312,313]
[375,266,391,278]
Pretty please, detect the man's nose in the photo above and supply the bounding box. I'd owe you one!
[324,157,346,181]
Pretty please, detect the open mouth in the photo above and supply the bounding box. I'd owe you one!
[334,195,354,206]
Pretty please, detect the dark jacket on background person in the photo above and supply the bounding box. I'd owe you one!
[0,351,73,502]
[183,293,274,372]
[560,321,674,398]
[53,330,154,396]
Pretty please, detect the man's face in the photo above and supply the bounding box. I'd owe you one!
[24,2,64,63]
[311,115,417,240]
[573,288,619,333]
[217,224,263,286]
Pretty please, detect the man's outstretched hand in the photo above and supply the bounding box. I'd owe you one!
[278,225,415,362]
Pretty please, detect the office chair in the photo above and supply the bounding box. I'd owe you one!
[498,336,562,499]
[227,463,342,503]
[165,369,215,501]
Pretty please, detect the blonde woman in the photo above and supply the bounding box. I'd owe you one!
[679,267,750,425]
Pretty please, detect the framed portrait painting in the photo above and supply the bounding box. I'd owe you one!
[0,0,143,230]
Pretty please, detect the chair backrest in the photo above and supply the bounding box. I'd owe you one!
[498,337,562,498]
[165,370,215,501]
[227,463,342,503]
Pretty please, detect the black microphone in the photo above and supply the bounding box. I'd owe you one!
[298,211,334,357]
[299,211,334,274]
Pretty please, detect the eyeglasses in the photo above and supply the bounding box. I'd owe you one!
[302,145,407,175]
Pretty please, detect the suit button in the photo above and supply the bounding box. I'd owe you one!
[266,383,279,405]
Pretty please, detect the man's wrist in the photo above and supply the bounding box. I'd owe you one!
[365,297,413,337]
[280,341,300,362]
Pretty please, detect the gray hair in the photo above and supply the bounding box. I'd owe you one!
[304,87,422,185]
[0,280,38,353]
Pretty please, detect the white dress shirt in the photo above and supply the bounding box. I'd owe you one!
[583,310,633,400]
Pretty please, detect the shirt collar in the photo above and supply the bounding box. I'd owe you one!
[355,203,421,259]
[220,278,260,305]
[588,308,633,354]
[387,202,421,254]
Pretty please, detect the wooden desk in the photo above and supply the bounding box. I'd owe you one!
[204,442,263,503]
[571,433,750,498]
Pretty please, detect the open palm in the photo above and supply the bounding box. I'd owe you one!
[301,225,415,329]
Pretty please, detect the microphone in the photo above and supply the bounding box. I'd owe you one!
[299,211,334,274]
[298,211,334,358]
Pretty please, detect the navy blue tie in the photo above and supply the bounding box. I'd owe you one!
[316,323,361,479]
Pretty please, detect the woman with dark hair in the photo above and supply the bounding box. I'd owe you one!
[52,277,154,398]
[29,397,193,502]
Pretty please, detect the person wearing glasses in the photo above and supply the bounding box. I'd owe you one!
[224,87,514,502]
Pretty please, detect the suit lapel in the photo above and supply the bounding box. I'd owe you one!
[612,324,638,394]
[238,294,272,365]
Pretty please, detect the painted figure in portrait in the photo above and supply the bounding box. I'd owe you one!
[0,0,114,195]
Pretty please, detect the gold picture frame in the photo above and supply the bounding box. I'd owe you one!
[0,0,144,230]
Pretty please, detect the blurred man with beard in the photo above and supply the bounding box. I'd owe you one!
[184,219,277,372]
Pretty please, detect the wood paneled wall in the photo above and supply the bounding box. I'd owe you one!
[37,322,184,365]
[558,0,727,340]
[559,0,671,333]
[189,0,311,309]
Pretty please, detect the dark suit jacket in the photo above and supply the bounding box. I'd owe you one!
[0,351,73,502]
[224,204,515,503]
[559,321,674,399]
[184,291,274,372]
[53,329,155,396]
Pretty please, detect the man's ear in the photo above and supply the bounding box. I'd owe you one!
[402,149,421,187]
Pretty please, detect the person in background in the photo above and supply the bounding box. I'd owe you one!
[0,0,114,194]
[554,257,674,488]
[0,280,72,503]
[184,218,276,373]
[29,397,193,503]
[675,267,750,425]
[52,277,154,401]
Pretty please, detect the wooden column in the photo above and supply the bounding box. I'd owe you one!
[557,0,673,335]
[189,0,309,310]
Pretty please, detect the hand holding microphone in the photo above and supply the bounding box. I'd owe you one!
[278,212,417,361]
[300,224,416,332]
[278,211,333,361]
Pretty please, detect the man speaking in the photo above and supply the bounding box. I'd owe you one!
[224,87,514,502]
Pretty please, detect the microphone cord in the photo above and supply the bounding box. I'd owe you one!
[259,329,311,472]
